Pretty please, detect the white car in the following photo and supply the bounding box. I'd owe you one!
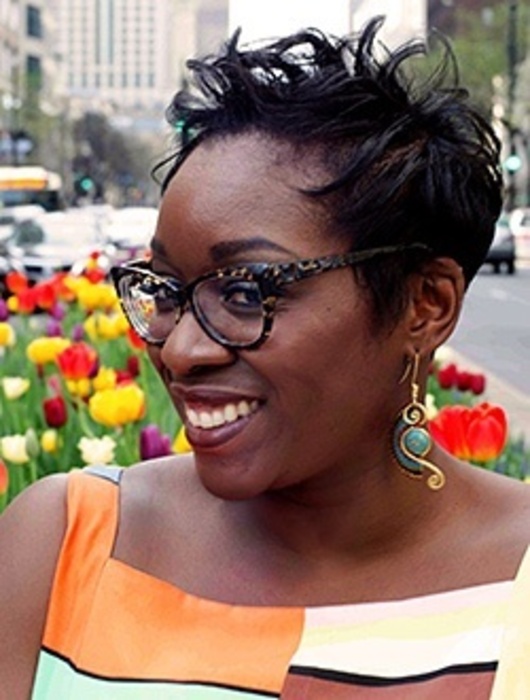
[4,210,114,283]
[509,208,530,261]
[105,207,158,264]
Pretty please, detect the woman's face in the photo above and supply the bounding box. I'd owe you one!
[149,134,410,500]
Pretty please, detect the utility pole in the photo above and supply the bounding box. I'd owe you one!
[506,0,519,209]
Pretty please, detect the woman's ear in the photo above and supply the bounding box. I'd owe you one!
[404,257,466,355]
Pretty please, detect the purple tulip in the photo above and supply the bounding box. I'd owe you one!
[71,323,85,342]
[140,424,173,460]
[50,301,67,320]
[45,318,63,337]
[0,299,8,321]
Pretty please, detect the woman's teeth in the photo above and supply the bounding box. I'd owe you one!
[186,400,259,430]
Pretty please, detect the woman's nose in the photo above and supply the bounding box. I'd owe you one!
[159,308,234,376]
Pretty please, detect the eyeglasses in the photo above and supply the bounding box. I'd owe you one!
[111,243,428,350]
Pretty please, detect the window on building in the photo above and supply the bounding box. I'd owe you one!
[26,55,42,91]
[27,5,42,39]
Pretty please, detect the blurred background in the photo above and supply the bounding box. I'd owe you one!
[0,0,529,209]
[0,0,529,273]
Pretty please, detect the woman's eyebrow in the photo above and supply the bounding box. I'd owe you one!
[210,237,294,264]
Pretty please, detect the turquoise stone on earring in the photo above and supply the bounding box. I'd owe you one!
[403,427,431,457]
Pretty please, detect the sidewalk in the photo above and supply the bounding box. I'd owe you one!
[444,346,530,443]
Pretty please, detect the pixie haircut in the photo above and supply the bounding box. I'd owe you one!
[160,16,503,328]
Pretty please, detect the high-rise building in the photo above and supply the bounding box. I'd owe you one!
[49,0,182,116]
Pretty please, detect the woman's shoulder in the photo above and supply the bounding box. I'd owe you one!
[0,473,69,695]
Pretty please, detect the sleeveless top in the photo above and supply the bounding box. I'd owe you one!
[31,467,530,698]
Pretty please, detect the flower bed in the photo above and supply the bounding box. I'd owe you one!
[0,258,187,512]
[0,259,528,512]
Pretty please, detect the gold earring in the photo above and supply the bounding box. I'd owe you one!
[392,352,445,490]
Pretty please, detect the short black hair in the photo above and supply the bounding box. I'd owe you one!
[159,16,503,327]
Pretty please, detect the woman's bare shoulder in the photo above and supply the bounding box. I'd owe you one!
[0,474,69,697]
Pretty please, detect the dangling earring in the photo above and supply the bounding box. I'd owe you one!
[392,352,445,490]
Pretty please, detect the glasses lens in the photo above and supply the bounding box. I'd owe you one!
[118,272,180,343]
[194,274,264,346]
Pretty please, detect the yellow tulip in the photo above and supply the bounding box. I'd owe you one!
[66,378,92,398]
[84,312,124,341]
[0,435,30,464]
[41,429,60,453]
[78,435,117,465]
[89,383,145,427]
[92,366,117,392]
[1,377,30,400]
[0,322,16,347]
[77,282,117,311]
[26,336,71,365]
[173,425,192,453]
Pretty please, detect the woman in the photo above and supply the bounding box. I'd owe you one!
[2,17,529,699]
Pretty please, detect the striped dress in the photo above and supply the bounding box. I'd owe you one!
[31,467,530,698]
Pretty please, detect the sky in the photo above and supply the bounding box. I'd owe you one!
[228,0,426,47]
[228,0,352,42]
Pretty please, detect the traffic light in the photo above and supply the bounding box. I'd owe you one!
[504,153,522,174]
[74,173,95,196]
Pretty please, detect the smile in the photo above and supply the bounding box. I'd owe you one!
[185,399,260,430]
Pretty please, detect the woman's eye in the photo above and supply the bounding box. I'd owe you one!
[221,281,262,310]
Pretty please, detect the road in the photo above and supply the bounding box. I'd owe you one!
[447,261,530,437]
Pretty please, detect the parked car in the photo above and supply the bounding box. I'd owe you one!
[510,207,530,262]
[104,207,158,264]
[3,210,115,284]
[484,213,516,274]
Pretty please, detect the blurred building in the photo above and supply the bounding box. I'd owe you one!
[48,0,227,124]
[0,0,64,163]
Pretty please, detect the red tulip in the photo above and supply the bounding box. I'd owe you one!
[456,371,473,392]
[56,342,99,380]
[126,355,140,378]
[429,402,508,463]
[5,270,29,294]
[43,395,68,428]
[16,287,38,314]
[469,373,486,396]
[127,327,145,350]
[437,363,458,389]
[0,459,8,496]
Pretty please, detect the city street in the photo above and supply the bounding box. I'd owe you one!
[448,261,530,438]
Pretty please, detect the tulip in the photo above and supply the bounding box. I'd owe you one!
[5,270,28,295]
[173,425,192,454]
[45,318,63,337]
[437,363,458,390]
[469,373,486,396]
[33,281,57,311]
[0,459,8,495]
[27,336,71,365]
[71,323,85,342]
[0,322,16,347]
[140,424,172,460]
[41,429,60,454]
[65,378,92,398]
[0,299,8,321]
[429,402,508,463]
[127,326,145,350]
[78,435,116,465]
[50,301,67,321]
[126,355,140,378]
[0,435,30,464]
[88,382,145,427]
[2,377,30,400]
[43,395,68,428]
[92,366,117,392]
[56,341,98,380]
